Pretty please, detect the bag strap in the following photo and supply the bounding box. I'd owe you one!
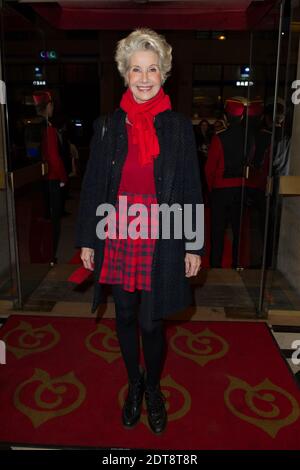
[101,115,108,141]
[98,113,113,202]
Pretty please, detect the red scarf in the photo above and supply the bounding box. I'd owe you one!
[120,87,171,166]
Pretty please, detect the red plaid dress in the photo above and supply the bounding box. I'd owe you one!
[99,123,158,292]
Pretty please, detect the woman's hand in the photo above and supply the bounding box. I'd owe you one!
[80,247,95,271]
[185,253,201,277]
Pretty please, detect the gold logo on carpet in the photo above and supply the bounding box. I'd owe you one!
[170,326,229,366]
[224,375,300,438]
[86,324,120,363]
[3,321,60,359]
[14,368,86,428]
[118,374,191,428]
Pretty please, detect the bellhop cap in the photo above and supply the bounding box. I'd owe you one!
[248,100,264,117]
[225,98,245,117]
[32,90,52,106]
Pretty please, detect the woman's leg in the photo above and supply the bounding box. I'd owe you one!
[139,289,167,434]
[111,285,140,382]
[111,285,144,428]
[139,290,165,387]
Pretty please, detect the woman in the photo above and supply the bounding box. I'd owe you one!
[75,28,204,435]
[213,119,226,133]
[196,119,212,161]
[195,119,212,203]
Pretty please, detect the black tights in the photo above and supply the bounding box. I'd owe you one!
[111,285,165,387]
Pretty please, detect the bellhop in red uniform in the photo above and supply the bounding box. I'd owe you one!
[32,91,68,184]
[33,90,68,264]
[205,98,247,268]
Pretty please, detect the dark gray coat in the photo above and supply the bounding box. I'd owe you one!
[75,108,204,319]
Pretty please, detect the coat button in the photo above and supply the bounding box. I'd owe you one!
[158,176,162,181]
[112,160,115,165]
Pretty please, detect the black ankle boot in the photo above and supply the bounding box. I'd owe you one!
[122,373,145,428]
[145,385,167,434]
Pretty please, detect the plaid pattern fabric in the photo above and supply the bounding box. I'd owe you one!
[99,192,158,292]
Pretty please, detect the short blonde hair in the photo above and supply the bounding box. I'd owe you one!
[115,28,172,86]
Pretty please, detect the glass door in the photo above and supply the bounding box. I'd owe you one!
[0,1,51,308]
[0,25,13,306]
[238,0,293,315]
[262,0,300,314]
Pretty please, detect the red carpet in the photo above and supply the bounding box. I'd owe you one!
[1,315,300,449]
